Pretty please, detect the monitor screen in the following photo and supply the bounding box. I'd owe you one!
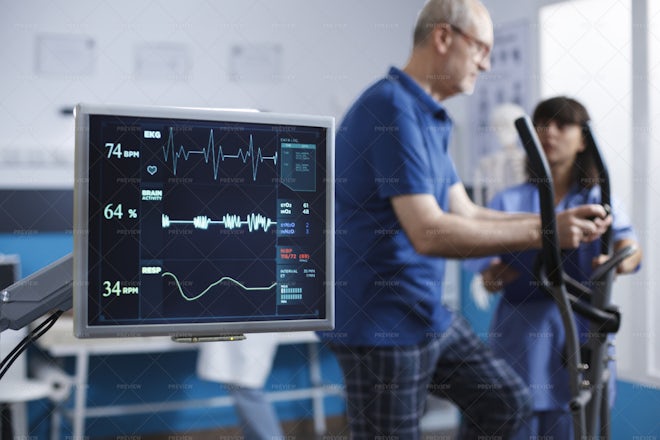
[73,104,334,338]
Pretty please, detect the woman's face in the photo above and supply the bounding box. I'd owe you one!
[534,120,585,168]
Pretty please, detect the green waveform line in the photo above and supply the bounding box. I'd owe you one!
[161,271,277,301]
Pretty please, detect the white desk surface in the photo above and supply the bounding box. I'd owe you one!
[29,316,326,440]
[35,317,319,356]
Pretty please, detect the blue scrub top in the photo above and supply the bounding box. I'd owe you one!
[465,182,636,410]
[320,67,459,346]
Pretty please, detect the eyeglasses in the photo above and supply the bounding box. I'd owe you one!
[449,24,491,64]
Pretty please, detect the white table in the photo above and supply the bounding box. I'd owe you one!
[34,317,339,440]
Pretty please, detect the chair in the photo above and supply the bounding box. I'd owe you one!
[0,326,55,437]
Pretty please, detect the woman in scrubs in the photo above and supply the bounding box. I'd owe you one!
[467,96,642,439]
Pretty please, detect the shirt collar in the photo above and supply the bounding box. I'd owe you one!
[555,183,593,210]
[386,66,449,121]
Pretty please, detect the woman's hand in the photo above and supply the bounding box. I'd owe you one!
[481,258,520,292]
[592,238,642,275]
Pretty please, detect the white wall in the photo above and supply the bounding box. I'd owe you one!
[0,0,425,187]
[640,0,660,383]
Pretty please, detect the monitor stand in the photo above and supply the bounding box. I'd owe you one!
[0,254,72,333]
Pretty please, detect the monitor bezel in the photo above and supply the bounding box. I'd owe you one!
[73,103,334,338]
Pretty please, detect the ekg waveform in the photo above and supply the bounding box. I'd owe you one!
[162,127,278,181]
[162,271,277,301]
[162,213,277,232]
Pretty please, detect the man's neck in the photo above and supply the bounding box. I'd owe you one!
[402,53,450,102]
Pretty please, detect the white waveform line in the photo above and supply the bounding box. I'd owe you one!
[161,213,277,232]
[162,127,278,181]
[162,214,194,228]
[221,213,277,232]
[162,271,277,301]
[193,215,211,229]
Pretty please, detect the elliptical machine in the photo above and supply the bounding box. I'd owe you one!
[514,116,636,440]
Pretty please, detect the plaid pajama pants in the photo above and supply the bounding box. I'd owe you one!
[330,315,532,440]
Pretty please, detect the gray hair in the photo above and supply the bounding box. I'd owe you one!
[413,0,473,46]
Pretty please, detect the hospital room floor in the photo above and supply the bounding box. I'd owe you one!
[102,415,457,439]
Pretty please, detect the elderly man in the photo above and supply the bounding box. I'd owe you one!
[319,0,611,438]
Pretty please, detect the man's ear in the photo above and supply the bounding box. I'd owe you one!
[431,24,453,54]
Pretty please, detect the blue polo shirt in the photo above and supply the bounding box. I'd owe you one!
[321,67,459,346]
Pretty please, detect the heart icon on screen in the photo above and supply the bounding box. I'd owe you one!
[147,165,158,175]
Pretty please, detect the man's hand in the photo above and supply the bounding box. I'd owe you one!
[556,204,612,249]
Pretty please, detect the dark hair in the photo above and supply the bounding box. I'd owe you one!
[528,96,598,189]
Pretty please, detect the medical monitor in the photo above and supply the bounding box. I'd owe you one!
[73,104,334,338]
